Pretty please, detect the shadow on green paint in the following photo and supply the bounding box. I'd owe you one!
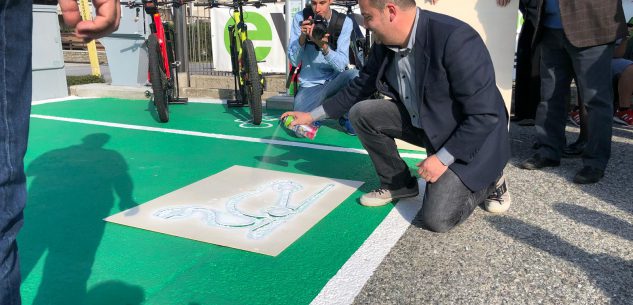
[20,133,140,305]
[84,280,145,305]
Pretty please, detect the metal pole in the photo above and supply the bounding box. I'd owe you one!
[174,4,189,74]
[285,0,304,77]
[285,0,291,77]
[78,0,101,77]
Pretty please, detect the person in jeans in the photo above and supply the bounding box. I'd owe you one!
[519,0,626,184]
[288,0,359,135]
[0,0,119,303]
[282,0,511,233]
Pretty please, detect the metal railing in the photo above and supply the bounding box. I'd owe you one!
[187,13,216,75]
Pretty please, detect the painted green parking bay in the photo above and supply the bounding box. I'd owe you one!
[22,98,426,305]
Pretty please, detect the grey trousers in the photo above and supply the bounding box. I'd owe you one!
[536,29,614,170]
[349,99,494,232]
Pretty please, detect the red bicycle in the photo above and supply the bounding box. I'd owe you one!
[127,0,189,122]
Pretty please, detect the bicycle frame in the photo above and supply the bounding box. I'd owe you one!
[201,0,264,124]
[227,1,257,87]
[152,13,171,78]
[127,0,188,122]
[143,0,171,79]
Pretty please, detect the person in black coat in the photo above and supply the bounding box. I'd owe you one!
[281,0,511,233]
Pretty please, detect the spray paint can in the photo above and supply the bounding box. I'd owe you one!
[282,115,318,140]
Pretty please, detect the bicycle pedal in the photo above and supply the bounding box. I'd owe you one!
[171,61,181,67]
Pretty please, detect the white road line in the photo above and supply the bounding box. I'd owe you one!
[310,180,425,305]
[30,114,427,159]
[32,96,90,105]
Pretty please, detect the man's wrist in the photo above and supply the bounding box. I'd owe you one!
[309,106,327,121]
[435,148,455,167]
[321,44,329,56]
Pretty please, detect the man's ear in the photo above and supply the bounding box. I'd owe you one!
[386,3,397,22]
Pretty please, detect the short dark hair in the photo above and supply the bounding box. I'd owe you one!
[367,0,416,10]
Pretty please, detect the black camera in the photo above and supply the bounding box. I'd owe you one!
[310,14,328,43]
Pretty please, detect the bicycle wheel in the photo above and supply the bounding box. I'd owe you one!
[240,39,262,125]
[147,34,169,123]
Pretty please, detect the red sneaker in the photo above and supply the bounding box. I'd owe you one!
[614,109,633,126]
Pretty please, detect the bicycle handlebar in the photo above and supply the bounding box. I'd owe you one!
[125,0,193,9]
[194,0,263,9]
[331,0,359,8]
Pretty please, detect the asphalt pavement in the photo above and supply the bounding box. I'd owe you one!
[353,122,633,305]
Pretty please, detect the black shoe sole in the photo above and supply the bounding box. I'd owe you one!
[573,174,604,184]
[520,161,560,170]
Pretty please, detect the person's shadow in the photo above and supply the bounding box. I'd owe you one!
[487,216,633,303]
[84,280,145,305]
[19,133,137,305]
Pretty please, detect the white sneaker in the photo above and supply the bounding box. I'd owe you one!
[360,185,419,207]
[484,174,511,214]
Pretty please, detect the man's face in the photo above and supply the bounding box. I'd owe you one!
[311,0,332,17]
[359,0,390,44]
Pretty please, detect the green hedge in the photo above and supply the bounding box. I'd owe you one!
[66,75,105,86]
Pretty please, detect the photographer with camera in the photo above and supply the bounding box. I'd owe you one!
[288,0,359,135]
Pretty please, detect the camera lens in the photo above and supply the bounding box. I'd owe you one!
[311,14,328,42]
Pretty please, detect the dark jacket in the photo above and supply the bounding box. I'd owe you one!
[520,0,539,27]
[322,9,510,192]
[533,0,627,48]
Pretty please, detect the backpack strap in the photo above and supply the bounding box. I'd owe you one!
[327,10,345,51]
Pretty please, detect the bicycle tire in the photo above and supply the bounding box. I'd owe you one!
[240,39,262,125]
[147,34,169,123]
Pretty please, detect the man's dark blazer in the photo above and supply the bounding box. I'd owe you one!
[533,0,626,48]
[322,9,510,192]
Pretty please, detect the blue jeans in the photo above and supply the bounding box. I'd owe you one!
[1,0,32,304]
[294,69,359,112]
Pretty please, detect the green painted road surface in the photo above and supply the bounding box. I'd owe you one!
[20,98,426,305]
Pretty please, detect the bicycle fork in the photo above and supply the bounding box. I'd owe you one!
[227,25,246,107]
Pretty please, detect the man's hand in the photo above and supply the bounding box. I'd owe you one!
[416,155,448,183]
[316,34,330,54]
[496,0,511,7]
[299,17,314,46]
[280,111,315,127]
[58,0,121,42]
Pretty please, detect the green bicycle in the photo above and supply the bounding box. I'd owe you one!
[198,0,265,125]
